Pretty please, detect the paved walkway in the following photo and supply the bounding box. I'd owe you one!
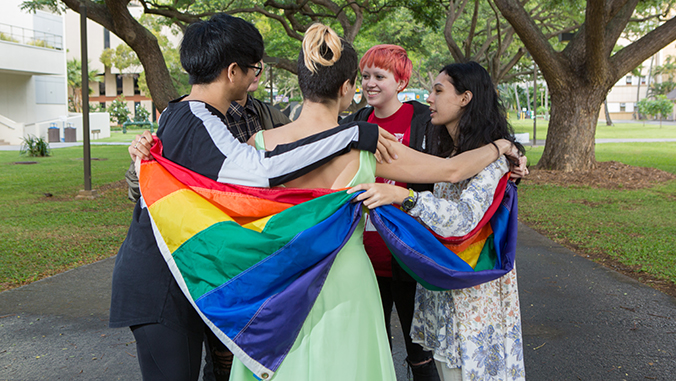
[1,223,675,380]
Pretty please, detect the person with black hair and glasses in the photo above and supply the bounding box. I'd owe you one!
[110,14,396,381]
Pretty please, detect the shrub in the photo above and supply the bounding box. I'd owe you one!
[20,135,50,157]
[0,32,19,43]
[134,104,150,122]
[27,39,54,49]
[107,96,131,125]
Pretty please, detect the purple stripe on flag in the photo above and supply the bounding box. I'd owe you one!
[370,183,518,290]
[200,200,364,372]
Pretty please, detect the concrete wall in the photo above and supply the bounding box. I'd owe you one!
[0,114,25,145]
[0,40,65,75]
[0,2,68,144]
[25,113,111,141]
[0,72,67,127]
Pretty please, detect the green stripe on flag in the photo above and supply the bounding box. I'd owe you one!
[171,190,354,300]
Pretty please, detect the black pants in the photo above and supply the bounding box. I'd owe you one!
[377,276,433,365]
[131,323,203,381]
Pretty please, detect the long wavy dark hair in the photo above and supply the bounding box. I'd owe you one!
[426,61,524,158]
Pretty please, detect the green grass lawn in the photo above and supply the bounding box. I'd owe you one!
[0,146,134,290]
[519,142,676,284]
[509,116,676,140]
[95,129,149,143]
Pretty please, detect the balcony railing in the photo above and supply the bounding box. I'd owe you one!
[0,22,62,50]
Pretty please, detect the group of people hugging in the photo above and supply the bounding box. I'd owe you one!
[111,12,528,381]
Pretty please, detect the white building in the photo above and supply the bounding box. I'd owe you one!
[0,1,67,145]
[0,0,110,145]
[601,42,676,122]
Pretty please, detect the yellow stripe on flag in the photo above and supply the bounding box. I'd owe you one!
[456,239,486,269]
[149,189,235,252]
[242,216,273,232]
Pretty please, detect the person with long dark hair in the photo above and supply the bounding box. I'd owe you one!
[351,61,527,380]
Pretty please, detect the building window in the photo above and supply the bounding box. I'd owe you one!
[116,75,123,95]
[133,74,141,95]
[99,80,105,96]
[99,102,106,111]
[641,76,646,85]
[620,103,626,112]
[625,76,632,85]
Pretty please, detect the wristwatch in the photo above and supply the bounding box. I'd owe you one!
[401,189,418,212]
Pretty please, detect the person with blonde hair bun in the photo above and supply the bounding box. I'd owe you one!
[229,24,524,381]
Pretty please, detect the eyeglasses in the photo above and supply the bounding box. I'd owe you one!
[245,63,263,77]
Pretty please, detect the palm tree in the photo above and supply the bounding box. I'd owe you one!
[67,58,100,113]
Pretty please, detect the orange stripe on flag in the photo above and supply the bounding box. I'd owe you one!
[140,161,188,207]
[443,224,493,254]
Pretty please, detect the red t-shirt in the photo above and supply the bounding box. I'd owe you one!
[364,103,414,277]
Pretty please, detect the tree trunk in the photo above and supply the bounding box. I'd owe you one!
[635,79,641,120]
[604,98,613,126]
[513,84,521,117]
[525,86,531,112]
[537,86,604,171]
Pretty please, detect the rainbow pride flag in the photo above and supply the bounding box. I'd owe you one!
[139,140,517,379]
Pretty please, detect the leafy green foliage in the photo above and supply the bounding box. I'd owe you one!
[648,55,676,97]
[67,58,100,113]
[134,104,150,122]
[637,96,674,121]
[20,135,50,157]
[648,82,676,97]
[0,32,19,43]
[89,103,107,112]
[100,44,141,73]
[107,96,131,125]
[623,0,675,41]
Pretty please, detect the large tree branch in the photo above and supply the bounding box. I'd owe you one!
[61,0,115,31]
[444,0,470,62]
[141,2,203,24]
[611,15,676,82]
[464,0,480,58]
[544,23,579,39]
[502,67,533,82]
[497,47,526,81]
[264,53,297,74]
[585,0,607,82]
[487,0,502,73]
[603,0,640,56]
[230,6,304,41]
[493,0,566,89]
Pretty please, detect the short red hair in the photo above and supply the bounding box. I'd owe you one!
[359,44,413,91]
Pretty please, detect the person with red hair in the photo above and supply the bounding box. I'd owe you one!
[340,44,440,381]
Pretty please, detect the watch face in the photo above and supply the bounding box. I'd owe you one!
[402,197,415,210]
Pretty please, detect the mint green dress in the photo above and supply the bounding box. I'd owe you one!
[228,133,396,381]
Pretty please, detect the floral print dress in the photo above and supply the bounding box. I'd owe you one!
[408,156,526,381]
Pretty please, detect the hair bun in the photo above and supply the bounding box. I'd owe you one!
[302,24,342,74]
